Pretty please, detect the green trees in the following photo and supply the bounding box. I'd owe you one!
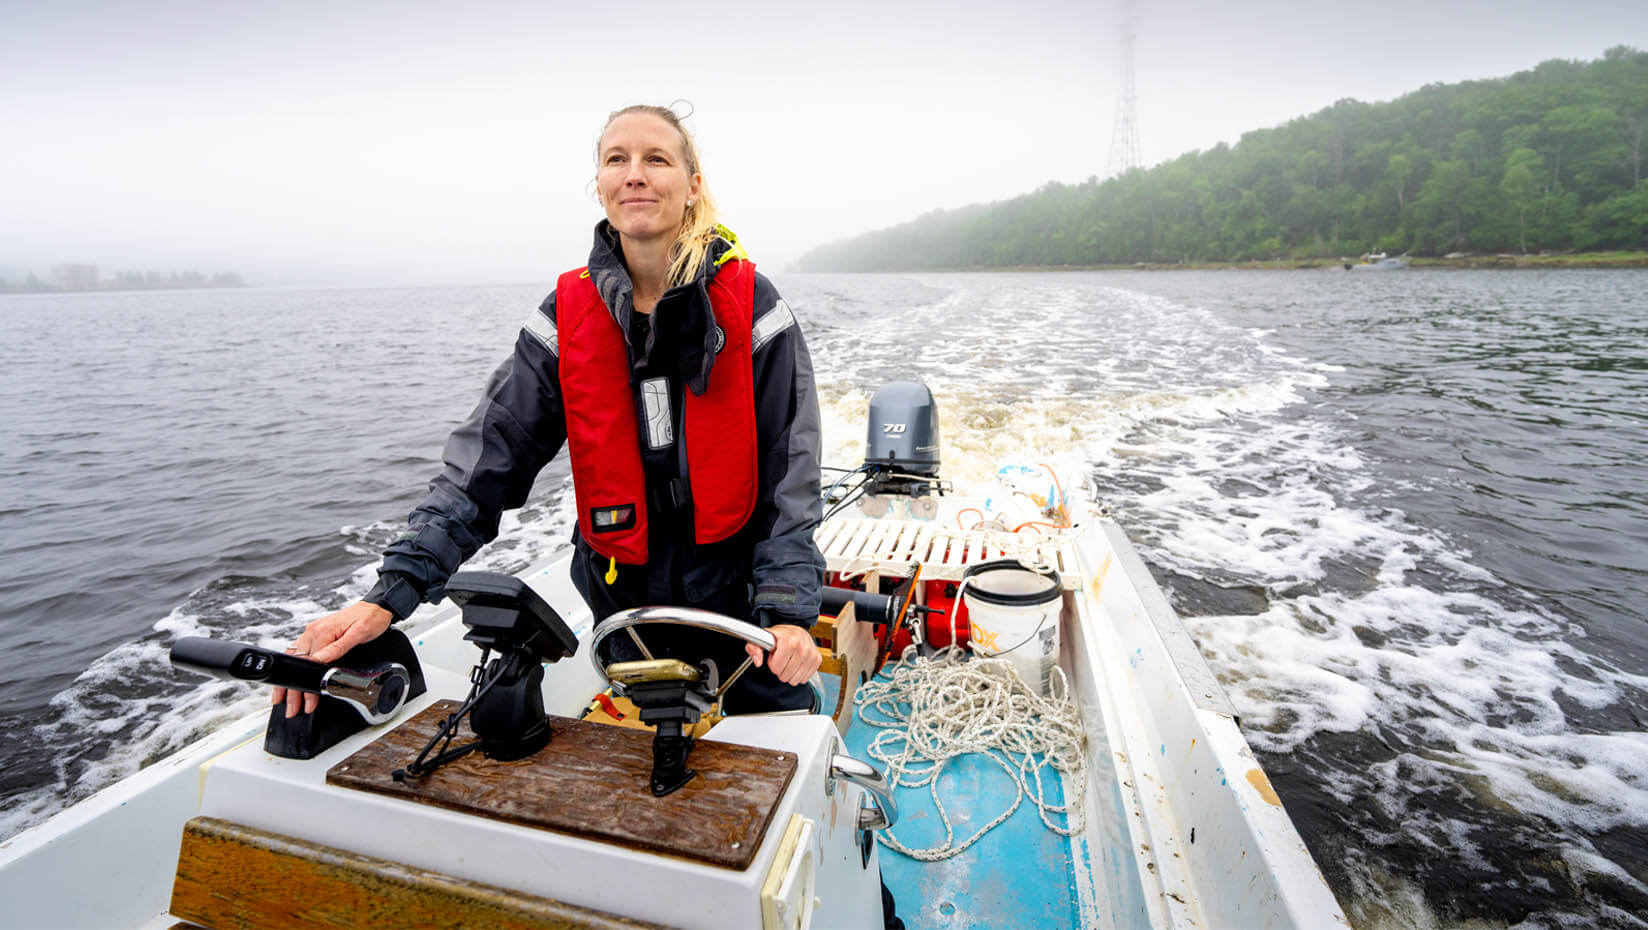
[1414,159,1472,253]
[798,48,1648,271]
[1501,148,1545,253]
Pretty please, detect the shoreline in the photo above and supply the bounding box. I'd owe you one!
[1162,251,1648,271]
[808,251,1648,273]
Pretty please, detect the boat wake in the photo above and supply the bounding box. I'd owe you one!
[0,477,580,844]
[803,272,1648,928]
[6,272,1644,928]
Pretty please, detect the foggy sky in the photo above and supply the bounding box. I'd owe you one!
[3,0,1643,285]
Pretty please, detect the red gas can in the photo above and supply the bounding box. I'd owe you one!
[883,579,971,657]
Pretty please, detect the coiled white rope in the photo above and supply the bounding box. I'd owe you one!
[855,646,1088,861]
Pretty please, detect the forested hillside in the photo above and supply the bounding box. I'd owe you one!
[798,47,1648,270]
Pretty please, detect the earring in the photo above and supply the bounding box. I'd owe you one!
[687,200,695,207]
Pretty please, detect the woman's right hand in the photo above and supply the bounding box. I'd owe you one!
[271,601,394,718]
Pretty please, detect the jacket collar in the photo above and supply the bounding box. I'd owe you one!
[586,221,734,324]
[585,221,736,395]
[587,221,635,336]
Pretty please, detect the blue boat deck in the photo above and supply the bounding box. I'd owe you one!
[832,673,1091,929]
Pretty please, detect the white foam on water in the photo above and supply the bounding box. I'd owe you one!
[1129,403,1648,866]
[1,477,579,843]
[1026,286,1648,920]
[809,281,1327,508]
[0,601,273,840]
[803,273,1648,922]
[10,274,1644,926]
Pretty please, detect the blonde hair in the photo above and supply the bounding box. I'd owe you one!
[598,104,722,287]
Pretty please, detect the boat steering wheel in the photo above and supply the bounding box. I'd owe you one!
[589,606,820,713]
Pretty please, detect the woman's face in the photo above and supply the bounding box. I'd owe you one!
[596,112,701,245]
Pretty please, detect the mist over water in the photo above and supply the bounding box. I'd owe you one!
[2,270,1645,928]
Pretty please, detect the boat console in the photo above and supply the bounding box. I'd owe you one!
[163,573,895,930]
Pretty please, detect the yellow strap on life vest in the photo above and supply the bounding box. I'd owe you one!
[604,556,617,585]
[712,225,749,266]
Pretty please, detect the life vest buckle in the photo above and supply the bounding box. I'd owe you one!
[650,476,692,515]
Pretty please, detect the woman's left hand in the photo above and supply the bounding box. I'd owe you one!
[746,623,821,686]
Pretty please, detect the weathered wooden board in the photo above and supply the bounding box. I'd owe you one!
[170,816,663,929]
[327,704,796,871]
[828,603,878,738]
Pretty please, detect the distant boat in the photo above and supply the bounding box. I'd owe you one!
[1346,251,1406,270]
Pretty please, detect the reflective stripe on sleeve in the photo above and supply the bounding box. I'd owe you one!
[751,299,796,353]
[522,309,558,356]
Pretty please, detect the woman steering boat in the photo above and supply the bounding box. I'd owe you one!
[270,102,903,928]
[277,105,823,712]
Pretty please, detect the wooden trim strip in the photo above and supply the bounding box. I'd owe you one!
[171,816,663,929]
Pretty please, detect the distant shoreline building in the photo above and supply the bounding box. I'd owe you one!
[51,263,99,291]
[2,266,246,294]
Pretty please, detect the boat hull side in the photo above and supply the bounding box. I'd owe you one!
[1062,572,1161,929]
[1081,519,1348,927]
[0,717,263,929]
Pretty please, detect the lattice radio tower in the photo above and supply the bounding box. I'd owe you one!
[1107,0,1142,177]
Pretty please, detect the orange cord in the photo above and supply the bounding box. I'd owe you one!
[1040,461,1072,527]
[958,466,1069,535]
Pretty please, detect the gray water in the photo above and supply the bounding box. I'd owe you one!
[1,270,1644,928]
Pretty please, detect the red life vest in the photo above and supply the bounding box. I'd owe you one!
[554,259,759,564]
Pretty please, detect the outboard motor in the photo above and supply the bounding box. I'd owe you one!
[863,380,942,497]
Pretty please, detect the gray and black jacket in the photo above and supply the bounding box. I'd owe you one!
[364,222,826,632]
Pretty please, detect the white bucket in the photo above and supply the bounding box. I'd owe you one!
[962,560,1062,695]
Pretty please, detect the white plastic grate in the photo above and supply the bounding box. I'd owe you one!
[817,517,1080,588]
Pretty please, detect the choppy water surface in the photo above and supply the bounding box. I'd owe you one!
[2,270,1644,928]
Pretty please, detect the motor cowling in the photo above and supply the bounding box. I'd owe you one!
[863,381,941,495]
